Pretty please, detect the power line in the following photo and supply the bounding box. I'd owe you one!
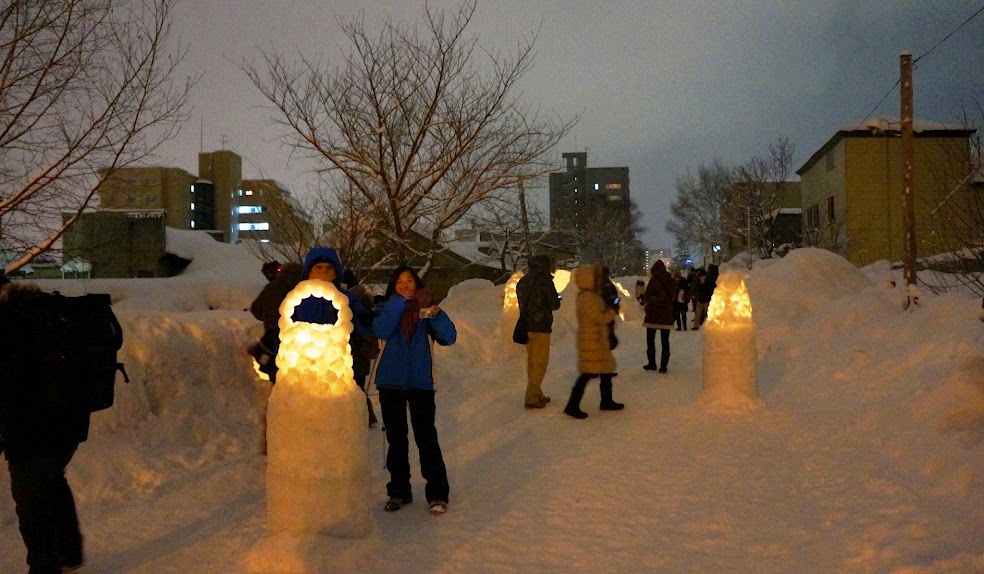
[913,2,984,64]
[853,2,984,130]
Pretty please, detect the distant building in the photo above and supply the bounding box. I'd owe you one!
[239,179,315,246]
[797,118,976,266]
[63,149,310,277]
[548,152,630,226]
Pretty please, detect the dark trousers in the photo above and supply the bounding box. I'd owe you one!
[379,388,449,503]
[646,328,671,370]
[673,302,688,330]
[566,373,616,410]
[6,444,83,574]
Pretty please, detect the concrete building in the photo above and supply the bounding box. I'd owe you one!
[548,152,630,226]
[797,118,976,267]
[239,179,315,246]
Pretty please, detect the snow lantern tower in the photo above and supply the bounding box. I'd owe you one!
[700,272,759,403]
[501,270,524,347]
[266,279,371,538]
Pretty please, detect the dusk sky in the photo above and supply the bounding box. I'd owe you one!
[162,1,984,250]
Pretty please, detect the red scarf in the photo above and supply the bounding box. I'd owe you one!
[399,289,432,341]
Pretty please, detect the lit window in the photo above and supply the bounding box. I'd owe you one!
[260,239,270,243]
[238,222,270,231]
[237,206,264,214]
[191,220,195,228]
[190,185,195,193]
[190,202,195,211]
[594,183,599,190]
[605,183,622,190]
[245,190,252,196]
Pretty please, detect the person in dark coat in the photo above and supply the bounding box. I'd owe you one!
[0,283,87,573]
[693,266,717,330]
[249,262,303,383]
[515,254,562,409]
[642,260,675,373]
[373,265,456,515]
[672,269,690,331]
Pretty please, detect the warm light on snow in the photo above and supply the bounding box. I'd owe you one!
[553,269,571,293]
[502,270,524,311]
[706,274,753,325]
[276,279,355,397]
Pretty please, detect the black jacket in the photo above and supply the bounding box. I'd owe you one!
[516,255,561,334]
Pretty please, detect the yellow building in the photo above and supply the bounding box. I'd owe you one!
[797,118,976,267]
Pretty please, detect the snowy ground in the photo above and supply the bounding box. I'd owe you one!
[1,231,983,573]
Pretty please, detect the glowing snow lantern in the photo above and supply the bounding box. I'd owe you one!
[265,279,371,538]
[552,269,571,293]
[501,270,525,347]
[700,272,759,404]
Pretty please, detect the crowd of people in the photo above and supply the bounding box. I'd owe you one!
[0,247,718,571]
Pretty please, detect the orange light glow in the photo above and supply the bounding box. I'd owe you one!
[706,274,753,325]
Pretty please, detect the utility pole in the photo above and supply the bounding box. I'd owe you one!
[900,50,917,307]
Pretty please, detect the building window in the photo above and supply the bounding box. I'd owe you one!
[190,202,195,211]
[237,205,264,214]
[806,205,819,229]
[605,183,622,190]
[244,189,253,196]
[594,183,599,190]
[238,222,269,231]
[190,220,195,228]
[826,196,835,222]
[824,151,834,171]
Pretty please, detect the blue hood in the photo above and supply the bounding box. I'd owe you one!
[301,246,344,287]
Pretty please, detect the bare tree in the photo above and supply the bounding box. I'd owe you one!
[315,179,393,277]
[666,160,732,258]
[558,195,647,276]
[464,185,547,272]
[725,136,796,258]
[238,185,317,268]
[921,104,984,297]
[0,0,197,275]
[242,1,575,277]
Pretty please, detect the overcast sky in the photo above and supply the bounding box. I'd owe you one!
[161,0,984,250]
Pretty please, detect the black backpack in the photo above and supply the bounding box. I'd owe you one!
[35,292,130,412]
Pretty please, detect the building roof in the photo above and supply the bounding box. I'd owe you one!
[797,117,978,175]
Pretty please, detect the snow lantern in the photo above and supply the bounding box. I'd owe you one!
[552,269,571,293]
[701,272,759,403]
[501,270,524,347]
[265,279,372,538]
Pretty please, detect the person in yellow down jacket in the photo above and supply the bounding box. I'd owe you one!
[563,263,625,419]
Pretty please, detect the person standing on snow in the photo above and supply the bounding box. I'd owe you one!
[515,254,562,409]
[642,260,675,373]
[563,263,625,419]
[0,282,87,573]
[341,268,379,427]
[249,261,303,383]
[373,265,456,515]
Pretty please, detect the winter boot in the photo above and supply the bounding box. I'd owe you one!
[599,378,624,411]
[564,374,590,419]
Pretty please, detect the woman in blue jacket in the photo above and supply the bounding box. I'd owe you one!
[373,265,456,515]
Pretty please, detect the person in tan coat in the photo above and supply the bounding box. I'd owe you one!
[563,263,625,419]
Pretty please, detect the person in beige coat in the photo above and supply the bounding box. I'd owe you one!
[563,263,625,419]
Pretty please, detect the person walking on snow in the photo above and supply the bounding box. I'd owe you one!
[563,263,625,419]
[642,260,675,373]
[373,266,457,515]
[515,254,562,409]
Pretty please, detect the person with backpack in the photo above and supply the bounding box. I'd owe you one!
[0,282,87,573]
[563,263,625,419]
[372,265,456,515]
[514,254,562,409]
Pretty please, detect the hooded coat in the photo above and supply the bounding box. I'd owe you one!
[643,260,675,329]
[515,254,561,334]
[291,247,369,337]
[573,264,617,374]
[250,262,302,330]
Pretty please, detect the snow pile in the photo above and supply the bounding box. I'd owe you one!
[1,242,983,573]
